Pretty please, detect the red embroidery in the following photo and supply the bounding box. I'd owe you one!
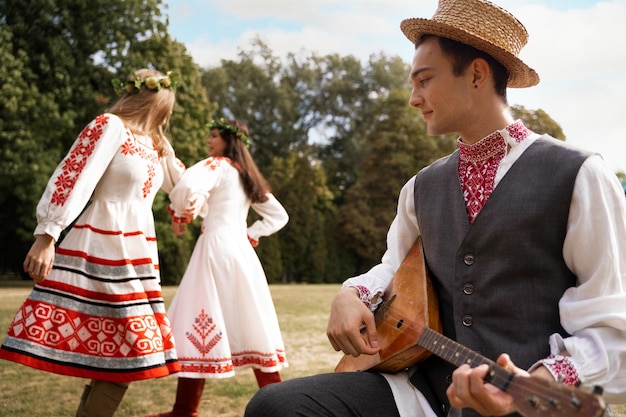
[355,285,372,309]
[123,136,159,198]
[204,156,241,171]
[540,355,580,387]
[186,309,223,357]
[457,121,531,223]
[121,137,136,155]
[50,115,110,206]
[7,299,172,357]
[458,132,506,223]
[506,119,531,143]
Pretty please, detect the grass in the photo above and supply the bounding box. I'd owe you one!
[0,282,624,416]
[0,283,344,417]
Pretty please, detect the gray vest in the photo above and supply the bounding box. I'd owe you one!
[409,136,590,417]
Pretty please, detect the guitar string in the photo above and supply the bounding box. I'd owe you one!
[366,304,597,409]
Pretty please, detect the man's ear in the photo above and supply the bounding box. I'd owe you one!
[471,57,491,89]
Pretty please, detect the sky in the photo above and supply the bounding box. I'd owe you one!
[164,0,626,174]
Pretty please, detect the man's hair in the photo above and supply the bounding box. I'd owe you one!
[417,35,509,101]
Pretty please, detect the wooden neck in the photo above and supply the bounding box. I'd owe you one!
[417,327,514,392]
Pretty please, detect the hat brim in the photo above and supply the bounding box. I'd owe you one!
[401,18,539,88]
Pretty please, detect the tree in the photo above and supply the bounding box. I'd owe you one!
[0,24,64,274]
[0,0,211,277]
[512,105,565,140]
[201,38,310,170]
[337,89,456,268]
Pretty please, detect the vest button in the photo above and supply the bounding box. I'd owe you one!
[463,254,475,265]
[463,283,474,295]
[462,314,473,326]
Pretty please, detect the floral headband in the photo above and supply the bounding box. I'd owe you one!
[208,118,251,148]
[111,71,179,96]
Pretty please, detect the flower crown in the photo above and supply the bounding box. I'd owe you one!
[111,71,179,96]
[208,118,251,148]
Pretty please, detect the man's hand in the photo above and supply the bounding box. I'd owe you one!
[447,353,528,416]
[326,287,380,357]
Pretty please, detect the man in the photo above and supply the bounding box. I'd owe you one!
[244,1,626,416]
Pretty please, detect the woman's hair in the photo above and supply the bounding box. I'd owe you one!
[416,35,509,102]
[217,119,270,203]
[108,68,176,156]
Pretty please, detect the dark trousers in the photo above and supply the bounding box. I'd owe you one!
[245,372,401,417]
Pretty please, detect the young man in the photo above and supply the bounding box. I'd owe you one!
[244,1,626,416]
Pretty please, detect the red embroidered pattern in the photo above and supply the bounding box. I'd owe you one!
[122,134,159,198]
[179,307,287,375]
[49,116,159,205]
[458,133,506,223]
[506,119,531,143]
[122,136,159,198]
[180,361,234,375]
[204,156,241,171]
[355,285,372,309]
[51,114,109,206]
[186,309,223,357]
[7,299,170,357]
[458,121,531,223]
[540,355,581,387]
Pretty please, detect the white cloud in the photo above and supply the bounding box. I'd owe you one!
[170,0,626,173]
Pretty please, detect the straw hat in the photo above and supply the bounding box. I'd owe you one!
[400,0,539,88]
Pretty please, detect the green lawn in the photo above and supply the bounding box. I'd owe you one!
[0,282,623,416]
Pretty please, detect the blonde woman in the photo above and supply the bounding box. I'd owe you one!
[0,69,186,416]
[148,119,288,417]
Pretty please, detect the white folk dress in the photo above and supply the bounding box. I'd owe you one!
[0,113,185,382]
[167,156,289,379]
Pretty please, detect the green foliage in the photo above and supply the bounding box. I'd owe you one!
[0,23,63,273]
[512,105,565,140]
[0,4,577,285]
[337,89,456,268]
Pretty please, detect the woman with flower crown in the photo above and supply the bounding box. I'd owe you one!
[147,118,289,417]
[0,68,187,416]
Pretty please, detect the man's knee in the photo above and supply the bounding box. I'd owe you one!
[245,383,285,417]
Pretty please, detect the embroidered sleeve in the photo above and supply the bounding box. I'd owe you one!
[34,114,127,240]
[528,355,581,387]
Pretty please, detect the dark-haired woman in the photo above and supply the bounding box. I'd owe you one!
[147,119,288,417]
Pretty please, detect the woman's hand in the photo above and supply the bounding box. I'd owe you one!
[171,219,187,236]
[23,234,55,283]
[181,197,199,220]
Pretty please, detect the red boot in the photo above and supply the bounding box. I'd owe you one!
[253,369,282,388]
[146,377,205,417]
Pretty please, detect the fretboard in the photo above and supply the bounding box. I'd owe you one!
[417,327,514,392]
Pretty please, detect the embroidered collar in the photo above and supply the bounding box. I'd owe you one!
[458,120,531,163]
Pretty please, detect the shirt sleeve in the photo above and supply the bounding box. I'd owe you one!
[247,193,289,240]
[160,139,187,194]
[553,155,626,402]
[342,176,421,309]
[33,114,127,241]
[167,157,225,218]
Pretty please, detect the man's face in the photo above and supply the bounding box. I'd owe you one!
[408,37,474,136]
